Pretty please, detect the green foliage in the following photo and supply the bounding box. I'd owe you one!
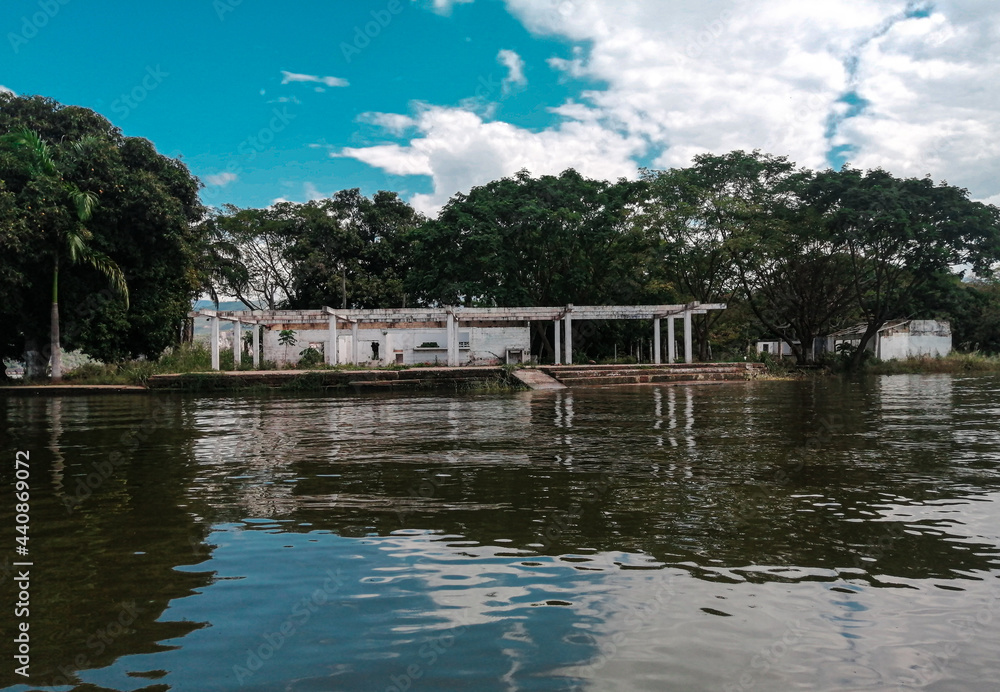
[407,169,652,309]
[198,189,422,311]
[157,342,214,372]
[0,94,206,370]
[804,167,1000,367]
[863,352,1000,374]
[277,329,297,346]
[298,346,324,367]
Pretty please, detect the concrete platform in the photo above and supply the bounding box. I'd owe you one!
[145,366,510,391]
[511,369,567,390]
[0,384,147,395]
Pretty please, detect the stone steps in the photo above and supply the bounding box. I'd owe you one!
[536,363,761,387]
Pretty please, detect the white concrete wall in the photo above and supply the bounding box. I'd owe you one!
[262,325,530,366]
[878,320,952,360]
[755,340,795,357]
[908,320,952,358]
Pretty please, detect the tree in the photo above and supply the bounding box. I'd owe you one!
[708,154,858,363]
[0,94,206,368]
[198,204,297,310]
[286,189,421,310]
[278,329,297,363]
[200,190,422,312]
[1,128,129,379]
[407,169,652,360]
[806,168,1000,368]
[639,160,744,360]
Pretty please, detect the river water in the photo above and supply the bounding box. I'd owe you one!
[1,374,999,691]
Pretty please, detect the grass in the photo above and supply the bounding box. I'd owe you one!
[863,351,1000,374]
[459,373,528,393]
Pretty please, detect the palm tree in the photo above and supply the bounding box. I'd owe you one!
[1,128,128,380]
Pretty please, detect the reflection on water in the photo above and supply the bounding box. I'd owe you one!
[2,374,1000,691]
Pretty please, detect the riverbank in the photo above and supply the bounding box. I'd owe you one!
[861,352,1000,374]
[0,366,523,394]
[751,351,1000,376]
[0,362,764,394]
[5,350,998,394]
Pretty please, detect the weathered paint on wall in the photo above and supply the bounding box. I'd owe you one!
[875,320,952,360]
[263,326,531,366]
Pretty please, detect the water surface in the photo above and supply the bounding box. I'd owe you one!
[2,374,999,691]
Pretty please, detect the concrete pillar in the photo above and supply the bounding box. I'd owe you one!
[447,312,457,367]
[667,317,675,364]
[554,320,561,365]
[252,324,260,369]
[564,307,573,365]
[684,310,693,364]
[351,321,359,365]
[210,316,220,371]
[654,318,661,365]
[327,315,337,366]
[232,319,241,369]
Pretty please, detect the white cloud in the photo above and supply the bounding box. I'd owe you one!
[359,111,419,135]
[280,71,349,88]
[269,183,329,206]
[303,182,327,201]
[500,0,1000,200]
[0,85,15,96]
[497,49,527,94]
[338,105,644,215]
[360,0,1000,214]
[204,172,238,187]
[418,0,474,14]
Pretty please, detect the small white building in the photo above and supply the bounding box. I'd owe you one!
[825,320,952,360]
[755,339,797,358]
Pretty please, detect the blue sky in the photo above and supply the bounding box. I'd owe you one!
[3,0,1000,215]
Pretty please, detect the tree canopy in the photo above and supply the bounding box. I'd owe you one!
[0,94,206,370]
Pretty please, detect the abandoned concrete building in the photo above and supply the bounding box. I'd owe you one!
[755,320,952,361]
[824,320,952,360]
[189,303,726,370]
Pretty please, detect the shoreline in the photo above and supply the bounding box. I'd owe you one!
[0,362,762,394]
[4,356,999,395]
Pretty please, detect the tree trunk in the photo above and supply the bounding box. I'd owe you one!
[341,267,347,309]
[533,322,554,362]
[50,263,62,381]
[23,338,41,380]
[849,321,883,371]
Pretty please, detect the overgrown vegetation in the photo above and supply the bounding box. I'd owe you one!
[862,352,1000,375]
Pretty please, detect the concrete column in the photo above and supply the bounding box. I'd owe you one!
[252,325,260,369]
[210,316,220,371]
[327,315,337,366]
[447,312,457,367]
[564,308,573,365]
[684,310,693,364]
[554,320,561,365]
[654,318,661,365]
[232,319,241,369]
[667,317,675,364]
[351,321,359,365]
